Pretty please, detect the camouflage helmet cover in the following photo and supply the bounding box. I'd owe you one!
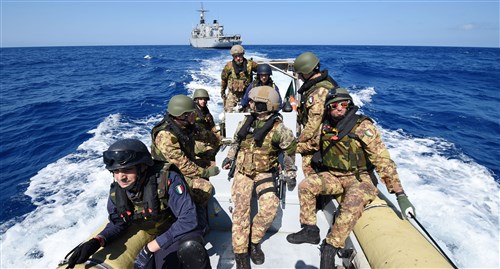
[294,52,320,74]
[167,94,195,117]
[325,88,353,106]
[248,85,280,112]
[230,45,245,55]
[193,88,210,100]
[103,138,154,171]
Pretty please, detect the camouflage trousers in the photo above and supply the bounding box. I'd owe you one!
[301,153,315,178]
[186,177,214,207]
[231,172,279,254]
[298,171,378,248]
[224,91,244,112]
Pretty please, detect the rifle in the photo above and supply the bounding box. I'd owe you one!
[276,173,286,209]
[227,143,240,181]
[276,152,287,208]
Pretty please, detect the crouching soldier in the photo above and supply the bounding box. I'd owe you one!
[286,88,415,268]
[151,95,220,232]
[222,86,297,269]
[65,139,211,269]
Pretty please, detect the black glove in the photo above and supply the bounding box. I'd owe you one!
[66,238,101,268]
[222,157,232,168]
[284,176,296,191]
[134,244,154,269]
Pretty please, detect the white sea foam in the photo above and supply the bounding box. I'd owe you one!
[0,113,160,268]
[380,128,499,267]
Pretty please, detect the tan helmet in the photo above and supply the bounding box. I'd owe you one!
[248,86,280,112]
[193,88,210,100]
[230,45,245,55]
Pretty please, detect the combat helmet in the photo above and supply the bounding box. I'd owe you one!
[248,86,280,112]
[325,88,353,106]
[294,52,320,74]
[167,94,195,117]
[103,139,154,171]
[257,64,272,75]
[230,45,245,55]
[193,88,210,100]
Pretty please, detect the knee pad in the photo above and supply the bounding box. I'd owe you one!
[177,239,209,269]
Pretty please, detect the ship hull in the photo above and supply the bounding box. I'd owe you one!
[190,37,242,49]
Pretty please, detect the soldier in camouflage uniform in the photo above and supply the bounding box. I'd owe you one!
[151,95,220,209]
[192,88,221,163]
[286,88,416,269]
[222,86,297,269]
[294,52,339,178]
[221,44,258,112]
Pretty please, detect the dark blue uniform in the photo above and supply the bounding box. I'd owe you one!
[99,170,204,267]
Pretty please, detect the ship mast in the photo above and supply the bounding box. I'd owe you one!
[197,3,208,25]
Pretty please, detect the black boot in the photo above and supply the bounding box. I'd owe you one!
[286,224,320,244]
[234,253,251,269]
[249,242,265,265]
[320,240,339,269]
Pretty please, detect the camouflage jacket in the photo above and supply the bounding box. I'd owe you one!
[227,114,297,177]
[331,118,403,193]
[151,117,208,179]
[220,58,258,95]
[296,85,330,154]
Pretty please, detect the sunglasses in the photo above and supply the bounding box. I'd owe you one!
[103,150,136,166]
[329,101,349,109]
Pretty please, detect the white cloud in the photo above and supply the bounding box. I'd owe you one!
[462,23,475,31]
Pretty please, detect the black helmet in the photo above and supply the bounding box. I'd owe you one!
[103,139,154,171]
[257,64,272,75]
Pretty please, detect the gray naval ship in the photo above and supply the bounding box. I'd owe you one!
[190,4,242,49]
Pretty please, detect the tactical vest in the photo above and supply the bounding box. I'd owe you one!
[150,115,196,162]
[228,60,254,93]
[236,115,281,176]
[194,106,215,130]
[320,117,371,173]
[298,80,335,125]
[110,162,178,235]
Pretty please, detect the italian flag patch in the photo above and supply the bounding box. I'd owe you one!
[365,129,374,137]
[174,184,184,195]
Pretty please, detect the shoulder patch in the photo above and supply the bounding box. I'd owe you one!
[365,129,374,137]
[308,96,314,104]
[170,135,178,144]
[174,184,184,195]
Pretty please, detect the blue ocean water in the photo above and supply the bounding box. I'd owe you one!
[1,45,499,268]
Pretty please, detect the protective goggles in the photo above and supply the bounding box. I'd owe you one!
[329,101,350,109]
[103,150,136,166]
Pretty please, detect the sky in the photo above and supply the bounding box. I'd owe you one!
[1,0,499,48]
